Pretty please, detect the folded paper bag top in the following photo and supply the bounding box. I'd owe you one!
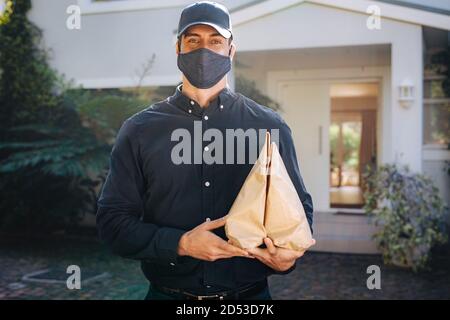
[225,131,314,251]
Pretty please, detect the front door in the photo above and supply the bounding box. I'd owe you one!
[278,81,331,212]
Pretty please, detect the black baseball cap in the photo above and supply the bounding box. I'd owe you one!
[177,1,232,39]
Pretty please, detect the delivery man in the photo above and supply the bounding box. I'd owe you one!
[96,1,314,300]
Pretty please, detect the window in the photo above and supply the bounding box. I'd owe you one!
[423,29,450,148]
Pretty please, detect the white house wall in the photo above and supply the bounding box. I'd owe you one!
[28,0,260,88]
[29,0,184,88]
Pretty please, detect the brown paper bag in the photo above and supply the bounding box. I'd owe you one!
[225,131,314,251]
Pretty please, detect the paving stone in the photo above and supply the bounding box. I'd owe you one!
[0,236,449,300]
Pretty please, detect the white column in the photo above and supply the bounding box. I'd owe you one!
[390,26,423,172]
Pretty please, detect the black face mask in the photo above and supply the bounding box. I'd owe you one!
[177,47,231,89]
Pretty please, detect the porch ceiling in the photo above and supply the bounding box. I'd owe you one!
[235,44,391,71]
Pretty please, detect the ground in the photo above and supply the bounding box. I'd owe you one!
[1,233,449,300]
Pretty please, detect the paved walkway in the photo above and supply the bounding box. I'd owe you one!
[1,235,449,300]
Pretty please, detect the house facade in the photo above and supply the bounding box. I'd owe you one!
[29,0,450,253]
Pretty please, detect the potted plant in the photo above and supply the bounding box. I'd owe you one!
[363,163,448,271]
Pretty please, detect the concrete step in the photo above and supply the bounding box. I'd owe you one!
[310,211,380,254]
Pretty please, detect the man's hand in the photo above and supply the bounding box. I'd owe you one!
[177,217,252,262]
[246,237,316,272]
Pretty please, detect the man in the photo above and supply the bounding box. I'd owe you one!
[96,1,314,300]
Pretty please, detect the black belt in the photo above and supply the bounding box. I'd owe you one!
[151,280,267,300]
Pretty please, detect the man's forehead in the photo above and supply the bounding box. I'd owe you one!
[184,24,223,37]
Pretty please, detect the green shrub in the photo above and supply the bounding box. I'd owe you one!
[75,94,148,145]
[235,76,280,111]
[363,163,448,271]
[0,1,110,233]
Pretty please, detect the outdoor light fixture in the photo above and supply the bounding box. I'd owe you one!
[398,79,414,108]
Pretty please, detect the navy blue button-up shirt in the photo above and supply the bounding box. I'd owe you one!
[96,84,313,294]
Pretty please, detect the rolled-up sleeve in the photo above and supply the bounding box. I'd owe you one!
[96,118,185,265]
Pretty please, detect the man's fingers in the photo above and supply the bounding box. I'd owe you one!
[247,247,269,259]
[202,217,226,230]
[263,237,277,255]
[253,255,265,263]
[215,246,252,259]
[216,250,254,259]
[211,251,255,261]
[210,253,235,261]
[224,240,256,258]
[220,242,250,257]
[253,255,271,267]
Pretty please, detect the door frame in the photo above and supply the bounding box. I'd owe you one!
[267,66,390,212]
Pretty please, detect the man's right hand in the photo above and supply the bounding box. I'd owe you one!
[177,217,252,261]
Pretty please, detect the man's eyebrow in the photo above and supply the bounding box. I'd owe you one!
[183,32,223,38]
[184,32,201,38]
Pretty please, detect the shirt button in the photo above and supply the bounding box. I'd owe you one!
[190,100,194,105]
[188,109,192,113]
[204,146,209,152]
[220,105,224,109]
[206,285,211,289]
[204,115,209,120]
[204,181,210,187]
[170,262,175,266]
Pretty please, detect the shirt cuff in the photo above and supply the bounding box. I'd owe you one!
[152,227,187,266]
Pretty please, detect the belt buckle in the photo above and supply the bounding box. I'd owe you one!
[197,294,224,300]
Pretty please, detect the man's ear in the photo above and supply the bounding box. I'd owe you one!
[229,42,236,61]
[175,39,180,55]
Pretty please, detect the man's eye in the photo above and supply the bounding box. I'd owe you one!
[188,39,199,43]
[211,39,222,45]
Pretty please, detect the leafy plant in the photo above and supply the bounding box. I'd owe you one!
[75,94,148,145]
[0,126,109,178]
[0,0,60,128]
[363,163,448,271]
[0,0,13,25]
[0,97,111,231]
[235,76,281,111]
[0,0,111,233]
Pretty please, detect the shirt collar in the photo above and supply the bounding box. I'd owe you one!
[168,84,238,116]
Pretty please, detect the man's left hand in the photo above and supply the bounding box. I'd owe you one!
[246,237,316,272]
